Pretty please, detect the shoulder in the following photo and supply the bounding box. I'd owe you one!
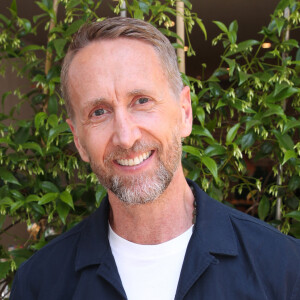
[226,201,300,250]
[190,178,300,252]
[10,218,89,299]
[18,217,88,275]
[190,180,300,299]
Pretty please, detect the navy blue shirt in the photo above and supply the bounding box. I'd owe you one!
[10,180,300,299]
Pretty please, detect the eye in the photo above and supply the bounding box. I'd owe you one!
[135,97,150,105]
[92,108,107,116]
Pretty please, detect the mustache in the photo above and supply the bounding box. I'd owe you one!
[104,140,161,163]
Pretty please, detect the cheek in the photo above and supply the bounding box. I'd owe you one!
[80,128,108,160]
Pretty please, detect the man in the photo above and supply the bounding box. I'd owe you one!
[10,17,300,300]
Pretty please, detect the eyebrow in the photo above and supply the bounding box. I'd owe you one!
[127,89,152,97]
[83,89,154,110]
[82,97,107,112]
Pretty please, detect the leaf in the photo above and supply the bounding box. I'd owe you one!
[213,21,228,33]
[2,91,12,108]
[258,196,270,221]
[296,48,300,61]
[182,145,201,158]
[0,261,11,280]
[226,123,240,144]
[238,71,249,85]
[0,197,14,206]
[225,39,259,57]
[159,28,183,44]
[275,0,291,12]
[47,114,58,128]
[14,126,30,144]
[222,57,235,76]
[283,120,300,134]
[216,99,226,109]
[64,19,85,37]
[34,112,47,130]
[288,175,300,191]
[66,0,81,9]
[286,211,300,222]
[283,150,297,164]
[31,238,47,250]
[10,248,33,260]
[57,201,70,224]
[0,167,20,185]
[290,223,300,239]
[204,144,226,157]
[35,1,50,13]
[10,201,24,213]
[229,20,238,33]
[273,130,294,150]
[181,0,192,10]
[0,13,9,25]
[31,203,45,215]
[0,215,6,230]
[60,191,74,209]
[275,17,285,36]
[262,105,285,119]
[53,39,67,57]
[265,87,298,104]
[48,122,70,142]
[10,0,17,13]
[228,31,237,45]
[22,18,32,33]
[10,189,24,201]
[245,119,261,132]
[40,181,60,193]
[241,130,255,150]
[195,106,205,127]
[201,156,219,181]
[38,193,58,205]
[196,18,207,40]
[192,125,214,140]
[138,1,149,14]
[22,142,43,156]
[95,185,106,207]
[25,195,40,203]
[48,94,58,115]
[20,45,44,54]
[33,13,47,23]
[133,8,144,19]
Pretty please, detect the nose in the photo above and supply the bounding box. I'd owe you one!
[112,109,142,149]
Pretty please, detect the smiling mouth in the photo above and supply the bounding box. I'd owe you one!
[116,151,152,166]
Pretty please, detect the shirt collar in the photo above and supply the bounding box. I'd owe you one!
[75,179,238,271]
[188,178,238,256]
[75,197,111,271]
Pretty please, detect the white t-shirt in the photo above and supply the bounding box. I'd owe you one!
[108,224,193,300]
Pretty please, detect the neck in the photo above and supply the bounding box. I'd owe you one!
[108,167,195,245]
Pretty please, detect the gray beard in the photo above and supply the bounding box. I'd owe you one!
[109,160,174,204]
[89,131,182,205]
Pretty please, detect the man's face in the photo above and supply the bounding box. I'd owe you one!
[67,38,192,204]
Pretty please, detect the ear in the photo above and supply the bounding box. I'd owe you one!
[179,86,193,138]
[66,119,90,163]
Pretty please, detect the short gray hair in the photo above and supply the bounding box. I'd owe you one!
[61,17,183,119]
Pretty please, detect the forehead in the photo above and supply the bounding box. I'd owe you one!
[69,38,163,78]
[68,38,170,102]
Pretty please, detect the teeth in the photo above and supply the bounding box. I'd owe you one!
[117,151,151,166]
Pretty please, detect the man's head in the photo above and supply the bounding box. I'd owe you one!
[61,17,183,120]
[62,17,192,205]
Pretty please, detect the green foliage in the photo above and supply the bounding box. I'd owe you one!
[0,0,299,297]
[0,0,204,296]
[183,0,300,234]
